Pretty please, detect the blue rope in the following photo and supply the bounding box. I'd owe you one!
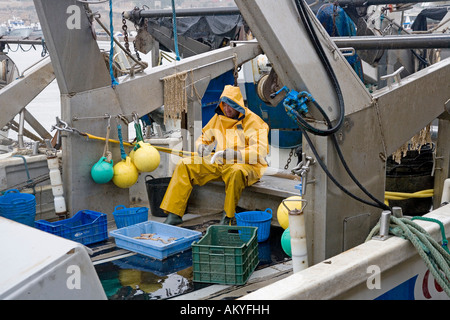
[171,0,181,61]
[117,124,127,160]
[109,0,119,87]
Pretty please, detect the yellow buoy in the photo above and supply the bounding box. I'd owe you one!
[112,156,139,188]
[132,141,160,172]
[277,195,303,229]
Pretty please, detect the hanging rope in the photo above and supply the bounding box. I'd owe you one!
[102,120,112,163]
[109,0,119,87]
[367,215,450,297]
[132,113,144,143]
[171,0,181,61]
[117,124,127,160]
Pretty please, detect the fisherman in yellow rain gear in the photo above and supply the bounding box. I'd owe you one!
[161,85,269,225]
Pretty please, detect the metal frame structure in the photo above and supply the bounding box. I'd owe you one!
[236,0,450,263]
[0,58,54,135]
[33,0,262,215]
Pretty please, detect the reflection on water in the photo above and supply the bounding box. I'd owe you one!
[94,226,290,300]
[95,250,195,300]
[100,267,193,300]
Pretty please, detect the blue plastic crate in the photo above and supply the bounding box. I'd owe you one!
[112,205,148,229]
[110,220,202,260]
[35,210,108,245]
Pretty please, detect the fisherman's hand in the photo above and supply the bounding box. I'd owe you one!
[197,144,211,157]
[222,148,242,161]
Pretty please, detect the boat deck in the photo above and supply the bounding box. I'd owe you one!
[90,211,293,300]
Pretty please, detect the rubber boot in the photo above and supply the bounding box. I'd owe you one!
[219,211,234,225]
[163,212,183,225]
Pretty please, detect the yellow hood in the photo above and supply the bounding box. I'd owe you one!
[217,85,246,120]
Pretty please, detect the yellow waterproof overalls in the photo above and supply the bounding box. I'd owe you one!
[160,85,269,218]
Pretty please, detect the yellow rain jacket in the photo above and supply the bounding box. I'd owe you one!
[160,85,269,218]
[196,84,269,170]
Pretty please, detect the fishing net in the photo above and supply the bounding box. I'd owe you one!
[392,124,432,164]
[162,71,188,124]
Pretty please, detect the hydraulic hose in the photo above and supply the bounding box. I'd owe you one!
[292,105,389,210]
[290,0,389,210]
[293,0,345,136]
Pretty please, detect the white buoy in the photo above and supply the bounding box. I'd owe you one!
[442,178,450,204]
[47,155,67,216]
[286,199,308,273]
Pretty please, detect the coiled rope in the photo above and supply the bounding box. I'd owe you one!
[366,215,450,297]
[411,216,450,254]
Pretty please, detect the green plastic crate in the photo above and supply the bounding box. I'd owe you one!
[192,225,259,285]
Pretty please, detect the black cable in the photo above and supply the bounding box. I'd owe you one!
[289,0,389,210]
[302,127,386,209]
[293,0,345,136]
[410,49,429,69]
[306,101,389,210]
[291,106,389,210]
[330,133,390,210]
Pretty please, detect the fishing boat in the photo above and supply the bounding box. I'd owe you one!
[0,0,450,301]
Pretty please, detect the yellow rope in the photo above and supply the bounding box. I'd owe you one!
[385,189,434,201]
[384,189,434,206]
[83,133,195,157]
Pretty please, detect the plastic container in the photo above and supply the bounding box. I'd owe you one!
[0,189,36,227]
[235,208,272,242]
[192,225,259,285]
[112,205,148,229]
[35,210,108,245]
[145,175,171,217]
[110,220,202,260]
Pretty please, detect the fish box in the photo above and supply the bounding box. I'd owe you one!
[110,221,202,260]
[35,210,108,245]
[192,225,259,285]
